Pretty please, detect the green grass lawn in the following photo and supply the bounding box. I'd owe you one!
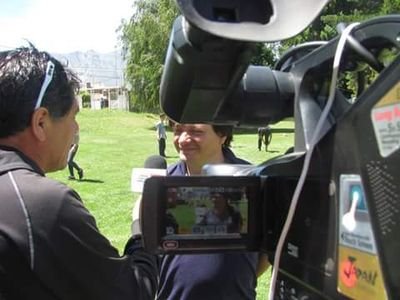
[49,108,294,299]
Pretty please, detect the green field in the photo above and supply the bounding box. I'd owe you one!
[49,108,294,299]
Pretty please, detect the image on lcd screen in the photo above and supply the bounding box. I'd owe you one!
[165,186,249,237]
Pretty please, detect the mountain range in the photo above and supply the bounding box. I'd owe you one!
[52,50,125,88]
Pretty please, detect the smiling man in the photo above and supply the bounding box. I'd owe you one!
[0,47,158,299]
[171,124,233,174]
[157,123,269,300]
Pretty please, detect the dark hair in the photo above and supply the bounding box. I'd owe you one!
[212,125,233,147]
[0,46,80,138]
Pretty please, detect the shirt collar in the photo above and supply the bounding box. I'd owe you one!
[0,145,44,176]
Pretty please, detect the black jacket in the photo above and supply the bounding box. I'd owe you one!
[0,146,158,300]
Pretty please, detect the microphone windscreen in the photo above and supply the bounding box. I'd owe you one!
[144,155,167,169]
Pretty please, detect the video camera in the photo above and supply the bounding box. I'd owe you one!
[141,0,400,298]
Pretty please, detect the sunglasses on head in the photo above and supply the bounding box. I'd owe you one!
[34,61,55,109]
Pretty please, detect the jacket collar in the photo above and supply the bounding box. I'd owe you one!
[0,145,44,176]
[167,147,250,176]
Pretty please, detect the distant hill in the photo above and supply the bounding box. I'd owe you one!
[52,50,125,88]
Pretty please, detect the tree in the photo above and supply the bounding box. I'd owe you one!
[280,0,399,52]
[250,43,280,67]
[273,0,399,98]
[80,91,91,108]
[120,0,179,112]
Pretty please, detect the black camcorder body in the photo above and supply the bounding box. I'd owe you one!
[141,1,400,298]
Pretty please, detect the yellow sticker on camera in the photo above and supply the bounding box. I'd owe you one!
[338,246,387,300]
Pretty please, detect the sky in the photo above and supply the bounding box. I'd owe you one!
[0,0,134,53]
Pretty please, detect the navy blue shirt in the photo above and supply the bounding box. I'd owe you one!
[157,148,259,300]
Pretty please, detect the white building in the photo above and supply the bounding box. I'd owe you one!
[81,85,129,111]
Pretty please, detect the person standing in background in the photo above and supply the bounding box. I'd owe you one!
[67,130,84,180]
[257,126,272,152]
[156,113,167,157]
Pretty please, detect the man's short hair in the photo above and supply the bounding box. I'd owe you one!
[0,46,80,138]
[212,125,233,148]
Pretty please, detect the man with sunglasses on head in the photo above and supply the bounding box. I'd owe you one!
[0,47,158,300]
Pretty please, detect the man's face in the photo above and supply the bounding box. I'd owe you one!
[46,100,79,172]
[211,193,228,216]
[173,124,226,167]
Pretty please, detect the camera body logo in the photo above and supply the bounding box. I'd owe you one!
[340,256,378,288]
[337,246,386,300]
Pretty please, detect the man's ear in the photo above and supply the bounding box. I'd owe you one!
[220,135,227,146]
[31,108,50,142]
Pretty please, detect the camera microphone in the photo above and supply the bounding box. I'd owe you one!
[131,155,167,193]
[144,155,167,169]
[131,155,167,235]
